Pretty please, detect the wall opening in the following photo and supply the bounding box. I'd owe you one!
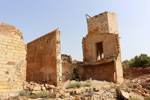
[96,42,104,61]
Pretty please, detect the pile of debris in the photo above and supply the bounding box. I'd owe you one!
[61,54,82,81]
[121,79,150,98]
[16,80,117,100]
[23,82,58,94]
[8,78,150,100]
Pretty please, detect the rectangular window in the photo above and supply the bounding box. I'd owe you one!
[96,42,104,61]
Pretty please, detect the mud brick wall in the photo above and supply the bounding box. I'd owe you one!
[82,12,123,83]
[87,12,119,34]
[80,62,115,82]
[82,33,119,63]
[27,29,62,87]
[61,54,80,82]
[0,23,26,98]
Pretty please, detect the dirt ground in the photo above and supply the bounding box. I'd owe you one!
[124,67,150,80]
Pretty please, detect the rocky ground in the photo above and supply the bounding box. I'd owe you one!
[11,80,117,100]
[6,67,150,100]
[8,79,150,100]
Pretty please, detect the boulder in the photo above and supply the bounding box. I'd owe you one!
[120,90,129,100]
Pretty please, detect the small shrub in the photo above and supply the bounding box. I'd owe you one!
[29,94,37,99]
[36,91,51,98]
[20,90,30,97]
[129,54,150,67]
[87,89,93,93]
[122,60,130,67]
[20,90,51,99]
[29,91,51,99]
[147,86,150,89]
[67,82,82,89]
[66,82,91,89]
[82,83,91,87]
[129,98,141,100]
[122,54,150,67]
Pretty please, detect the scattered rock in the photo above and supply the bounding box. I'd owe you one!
[18,79,150,100]
[120,90,129,100]
[129,92,145,100]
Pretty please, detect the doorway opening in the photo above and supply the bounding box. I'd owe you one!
[96,42,104,61]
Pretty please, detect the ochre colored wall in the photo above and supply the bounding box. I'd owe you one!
[62,61,72,82]
[82,33,119,63]
[80,62,115,82]
[82,11,123,83]
[27,29,62,86]
[0,23,26,98]
[62,55,77,82]
[87,12,119,34]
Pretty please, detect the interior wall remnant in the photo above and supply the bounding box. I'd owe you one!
[81,11,123,83]
[61,54,81,82]
[0,23,26,99]
[82,33,119,63]
[27,29,62,87]
[80,62,115,82]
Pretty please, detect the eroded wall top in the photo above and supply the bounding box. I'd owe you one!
[87,12,119,34]
[0,23,23,38]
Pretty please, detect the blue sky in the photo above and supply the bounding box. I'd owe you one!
[0,0,150,61]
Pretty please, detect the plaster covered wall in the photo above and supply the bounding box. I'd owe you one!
[80,62,115,82]
[0,23,26,98]
[27,29,62,86]
[82,33,119,63]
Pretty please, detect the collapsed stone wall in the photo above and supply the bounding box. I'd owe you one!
[0,23,26,98]
[61,54,81,82]
[27,29,62,87]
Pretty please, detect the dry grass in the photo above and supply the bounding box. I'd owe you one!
[66,82,91,89]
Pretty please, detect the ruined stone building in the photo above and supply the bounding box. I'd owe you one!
[27,29,62,87]
[0,11,123,98]
[0,23,26,98]
[80,12,123,83]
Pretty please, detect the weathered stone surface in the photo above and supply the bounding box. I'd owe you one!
[120,90,129,99]
[0,23,26,99]
[0,23,23,38]
[61,54,81,82]
[129,92,145,100]
[81,11,123,83]
[27,28,62,87]
[87,11,119,34]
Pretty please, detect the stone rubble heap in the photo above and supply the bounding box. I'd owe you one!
[17,80,117,100]
[7,79,149,100]
[120,79,150,99]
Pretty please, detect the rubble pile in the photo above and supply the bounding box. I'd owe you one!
[15,80,117,100]
[7,79,150,100]
[121,79,150,97]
